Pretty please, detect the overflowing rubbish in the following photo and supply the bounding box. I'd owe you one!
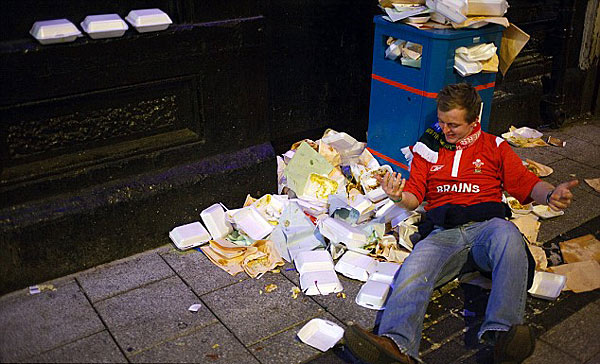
[454,42,498,76]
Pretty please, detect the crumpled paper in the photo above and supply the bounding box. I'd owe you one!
[559,234,600,264]
[524,158,553,177]
[548,260,600,293]
[200,239,284,277]
[527,243,548,271]
[584,178,600,193]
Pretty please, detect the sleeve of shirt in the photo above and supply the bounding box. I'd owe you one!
[403,151,428,204]
[499,141,541,204]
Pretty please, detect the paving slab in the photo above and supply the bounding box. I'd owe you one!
[94,275,217,356]
[547,135,600,168]
[538,302,600,362]
[512,145,567,166]
[201,272,323,346]
[77,251,175,303]
[545,158,600,198]
[0,279,104,362]
[28,331,126,363]
[523,340,580,364]
[558,123,600,147]
[129,321,259,364]
[248,312,343,364]
[160,248,248,296]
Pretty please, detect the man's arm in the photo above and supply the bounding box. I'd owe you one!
[530,180,578,211]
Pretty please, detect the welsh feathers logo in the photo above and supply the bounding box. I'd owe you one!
[473,159,484,173]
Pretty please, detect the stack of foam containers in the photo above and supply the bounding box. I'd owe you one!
[295,251,343,295]
[356,262,401,310]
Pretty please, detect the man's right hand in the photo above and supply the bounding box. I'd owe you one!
[375,171,406,202]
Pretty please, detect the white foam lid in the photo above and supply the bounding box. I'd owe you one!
[294,250,334,274]
[80,14,128,33]
[334,250,378,282]
[321,132,358,152]
[319,217,367,249]
[528,271,566,300]
[30,19,82,40]
[297,318,344,352]
[300,270,343,296]
[201,203,233,240]
[356,280,390,310]
[370,262,401,285]
[169,221,211,250]
[125,8,172,27]
[232,206,273,241]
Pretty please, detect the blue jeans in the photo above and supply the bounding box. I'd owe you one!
[378,218,529,361]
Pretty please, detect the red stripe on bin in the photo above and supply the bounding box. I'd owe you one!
[366,147,409,171]
[474,82,496,91]
[371,74,496,98]
[372,74,438,98]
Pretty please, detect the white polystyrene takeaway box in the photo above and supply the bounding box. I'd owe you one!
[300,270,343,296]
[319,217,367,249]
[30,19,82,45]
[297,319,345,352]
[201,203,233,240]
[334,250,378,282]
[232,206,273,241]
[370,262,401,285]
[294,250,335,274]
[169,221,211,250]
[80,14,128,39]
[125,8,172,33]
[356,280,391,310]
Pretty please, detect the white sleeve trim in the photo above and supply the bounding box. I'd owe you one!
[495,136,504,147]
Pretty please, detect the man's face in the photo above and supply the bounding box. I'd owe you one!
[437,107,477,144]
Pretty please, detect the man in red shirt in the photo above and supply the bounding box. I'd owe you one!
[344,83,577,364]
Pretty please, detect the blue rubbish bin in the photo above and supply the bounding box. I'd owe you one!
[366,16,504,178]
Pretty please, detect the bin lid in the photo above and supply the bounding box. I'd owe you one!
[373,15,504,39]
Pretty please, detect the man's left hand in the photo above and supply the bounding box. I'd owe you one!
[548,180,578,211]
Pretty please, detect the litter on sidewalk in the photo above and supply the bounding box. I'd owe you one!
[297,318,344,352]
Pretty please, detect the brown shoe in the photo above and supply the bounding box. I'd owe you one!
[343,323,415,364]
[493,325,536,364]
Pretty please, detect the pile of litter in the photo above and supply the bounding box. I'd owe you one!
[170,129,418,300]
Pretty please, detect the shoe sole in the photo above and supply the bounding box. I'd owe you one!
[495,325,536,364]
[344,325,408,364]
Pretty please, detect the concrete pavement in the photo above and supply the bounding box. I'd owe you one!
[1,115,599,363]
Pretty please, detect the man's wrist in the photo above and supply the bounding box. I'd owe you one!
[546,189,555,205]
[389,193,403,203]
